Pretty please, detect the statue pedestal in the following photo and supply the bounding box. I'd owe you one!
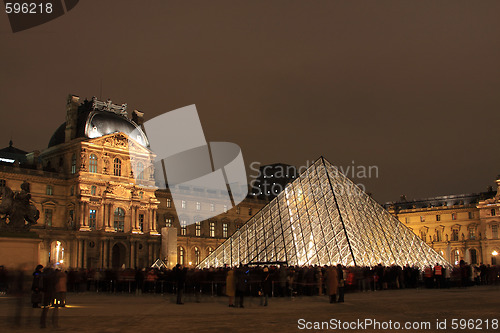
[0,233,42,269]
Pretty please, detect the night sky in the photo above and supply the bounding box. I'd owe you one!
[1,1,499,203]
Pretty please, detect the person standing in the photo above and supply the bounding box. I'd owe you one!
[235,265,248,308]
[173,264,186,304]
[226,268,236,307]
[31,265,43,308]
[337,264,346,303]
[40,267,58,329]
[55,268,67,307]
[260,267,272,306]
[325,265,338,303]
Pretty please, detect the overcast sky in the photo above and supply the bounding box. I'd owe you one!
[1,1,499,203]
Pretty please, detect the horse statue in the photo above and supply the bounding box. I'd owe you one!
[0,181,39,230]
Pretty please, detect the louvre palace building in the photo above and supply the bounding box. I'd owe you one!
[0,95,267,270]
[0,94,498,270]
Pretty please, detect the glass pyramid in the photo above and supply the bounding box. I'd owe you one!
[199,157,450,269]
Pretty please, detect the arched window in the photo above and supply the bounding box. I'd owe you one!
[71,153,76,174]
[89,154,98,173]
[194,247,200,265]
[113,158,121,176]
[136,162,144,180]
[178,247,185,265]
[207,247,214,255]
[114,207,125,232]
[453,250,460,265]
[91,185,97,196]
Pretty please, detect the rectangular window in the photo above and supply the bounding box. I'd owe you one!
[196,202,201,211]
[469,228,476,240]
[210,204,215,212]
[420,216,425,222]
[181,200,186,209]
[248,208,252,215]
[405,217,409,224]
[165,217,172,227]
[181,220,187,236]
[492,225,498,239]
[139,213,144,232]
[44,209,53,227]
[166,198,171,208]
[89,209,96,229]
[195,222,201,237]
[46,185,53,195]
[451,229,459,241]
[69,210,74,228]
[491,209,497,217]
[0,179,6,187]
[436,215,441,221]
[209,222,215,237]
[451,213,457,220]
[436,230,442,242]
[468,211,474,219]
[236,206,240,214]
[222,223,228,238]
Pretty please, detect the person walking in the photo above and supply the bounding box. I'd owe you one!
[325,265,338,303]
[40,267,58,329]
[337,264,346,303]
[54,268,67,307]
[235,265,248,308]
[260,267,272,306]
[226,268,236,307]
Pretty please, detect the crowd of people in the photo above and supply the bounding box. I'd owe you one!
[1,261,498,328]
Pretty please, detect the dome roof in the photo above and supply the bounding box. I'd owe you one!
[48,109,149,148]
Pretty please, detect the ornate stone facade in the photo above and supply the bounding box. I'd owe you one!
[0,94,268,269]
[385,178,500,266]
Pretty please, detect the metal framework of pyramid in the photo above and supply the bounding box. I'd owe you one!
[199,157,450,269]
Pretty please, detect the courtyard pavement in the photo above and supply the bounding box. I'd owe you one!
[0,286,499,332]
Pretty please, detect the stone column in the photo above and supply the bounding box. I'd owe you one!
[103,239,109,268]
[80,201,90,231]
[104,204,114,232]
[130,241,135,268]
[82,239,88,268]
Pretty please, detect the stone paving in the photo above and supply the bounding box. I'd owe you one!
[0,286,499,332]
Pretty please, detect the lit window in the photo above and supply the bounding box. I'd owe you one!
[453,250,460,265]
[195,222,201,237]
[236,206,240,214]
[248,208,252,215]
[46,185,53,196]
[71,154,76,174]
[181,200,186,209]
[45,209,53,227]
[165,217,173,227]
[139,213,144,232]
[114,208,125,232]
[194,247,200,265]
[178,247,185,265]
[436,215,441,221]
[222,223,228,238]
[196,202,201,211]
[210,204,215,212]
[181,219,187,236]
[89,209,96,229]
[209,222,215,237]
[223,205,227,213]
[207,247,214,255]
[167,198,171,208]
[113,158,121,176]
[451,213,457,220]
[89,154,98,173]
[91,185,96,196]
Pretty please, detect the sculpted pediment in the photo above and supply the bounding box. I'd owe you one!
[88,133,152,155]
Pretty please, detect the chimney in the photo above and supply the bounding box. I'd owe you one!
[65,94,80,143]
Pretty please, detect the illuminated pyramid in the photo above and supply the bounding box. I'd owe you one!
[199,157,450,269]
